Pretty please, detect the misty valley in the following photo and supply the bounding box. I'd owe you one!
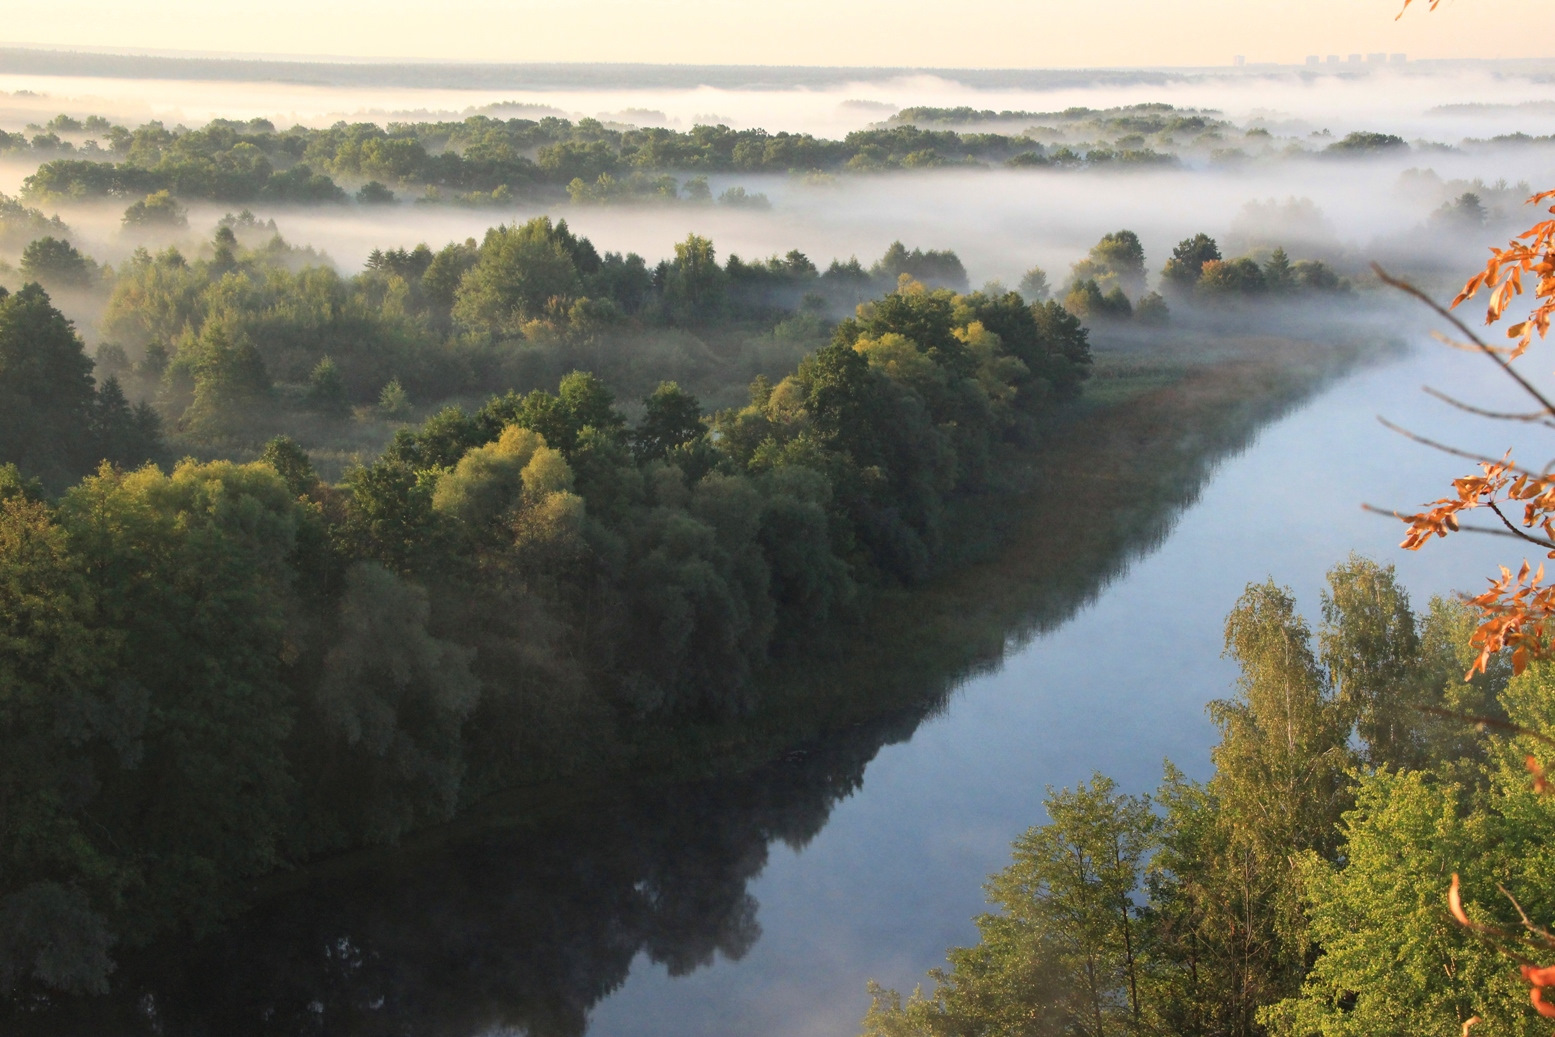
[2,52,1555,1037]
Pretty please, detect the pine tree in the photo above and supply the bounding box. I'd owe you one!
[305,356,350,418]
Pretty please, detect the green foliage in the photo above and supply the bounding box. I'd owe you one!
[120,190,186,229]
[0,493,124,995]
[0,229,1104,994]
[1161,233,1221,293]
[0,192,69,252]
[355,180,396,205]
[89,376,163,471]
[1135,291,1170,325]
[6,105,1223,212]
[180,320,272,435]
[0,284,96,485]
[452,217,585,336]
[863,776,1156,1037]
[378,378,412,419]
[869,558,1524,1037]
[336,457,443,574]
[0,285,159,489]
[1264,770,1527,1037]
[718,185,771,209]
[663,233,726,325]
[635,381,706,461]
[304,355,350,417]
[1019,265,1052,302]
[19,236,92,288]
[1210,580,1352,1001]
[431,424,548,530]
[303,562,480,846]
[1065,279,1134,320]
[1070,229,1147,298]
[872,241,969,292]
[1197,257,1267,296]
[1263,247,1294,292]
[1325,131,1409,155]
[258,435,318,497]
[1182,248,1348,302]
[54,460,304,946]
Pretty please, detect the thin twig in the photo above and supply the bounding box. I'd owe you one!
[1430,330,1519,358]
[1498,884,1555,949]
[1486,500,1555,550]
[1422,385,1555,425]
[1376,416,1541,474]
[1375,264,1555,418]
[1363,502,1555,542]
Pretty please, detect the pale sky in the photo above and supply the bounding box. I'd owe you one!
[3,0,1551,69]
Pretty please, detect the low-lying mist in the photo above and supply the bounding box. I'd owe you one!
[26,142,1554,304]
[2,61,1555,140]
[0,60,1549,306]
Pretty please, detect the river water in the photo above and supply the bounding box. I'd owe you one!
[582,334,1531,1037]
[39,331,1537,1037]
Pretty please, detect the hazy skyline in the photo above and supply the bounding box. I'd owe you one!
[4,0,1550,70]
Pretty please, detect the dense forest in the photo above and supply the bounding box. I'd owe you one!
[3,103,1545,210]
[0,327,1361,1035]
[861,556,1555,1037]
[0,190,1117,994]
[0,150,1404,1009]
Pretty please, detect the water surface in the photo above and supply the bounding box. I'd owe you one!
[32,336,1537,1037]
[588,336,1531,1037]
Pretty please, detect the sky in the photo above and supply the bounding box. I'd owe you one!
[2,0,1550,69]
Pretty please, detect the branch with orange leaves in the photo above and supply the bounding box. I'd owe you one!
[1391,6,1555,1029]
[1393,455,1555,676]
[1371,267,1555,677]
[1452,190,1555,357]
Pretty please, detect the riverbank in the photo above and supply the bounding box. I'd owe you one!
[5,325,1386,1035]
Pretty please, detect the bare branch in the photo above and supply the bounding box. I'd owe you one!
[1486,500,1555,550]
[1376,416,1540,474]
[1430,330,1519,358]
[1422,385,1555,426]
[1497,884,1555,949]
[1375,264,1555,418]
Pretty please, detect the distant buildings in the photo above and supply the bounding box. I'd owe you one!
[1265,52,1406,69]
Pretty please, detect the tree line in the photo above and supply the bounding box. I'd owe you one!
[1,202,1353,499]
[1014,229,1349,328]
[0,251,1093,997]
[8,102,1463,212]
[14,114,1128,208]
[861,555,1555,1037]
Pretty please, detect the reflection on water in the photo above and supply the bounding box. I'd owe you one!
[12,341,1345,1037]
[33,334,1492,1037]
[38,711,917,1037]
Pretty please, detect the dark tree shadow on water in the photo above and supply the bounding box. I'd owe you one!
[11,348,1349,1037]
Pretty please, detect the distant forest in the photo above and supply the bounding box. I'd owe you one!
[6,102,1543,210]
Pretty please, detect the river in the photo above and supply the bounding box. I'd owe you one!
[589,331,1532,1037]
[30,331,1540,1037]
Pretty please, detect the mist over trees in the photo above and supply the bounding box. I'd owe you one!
[0,204,1103,994]
[1,66,1543,1026]
[6,100,1544,214]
